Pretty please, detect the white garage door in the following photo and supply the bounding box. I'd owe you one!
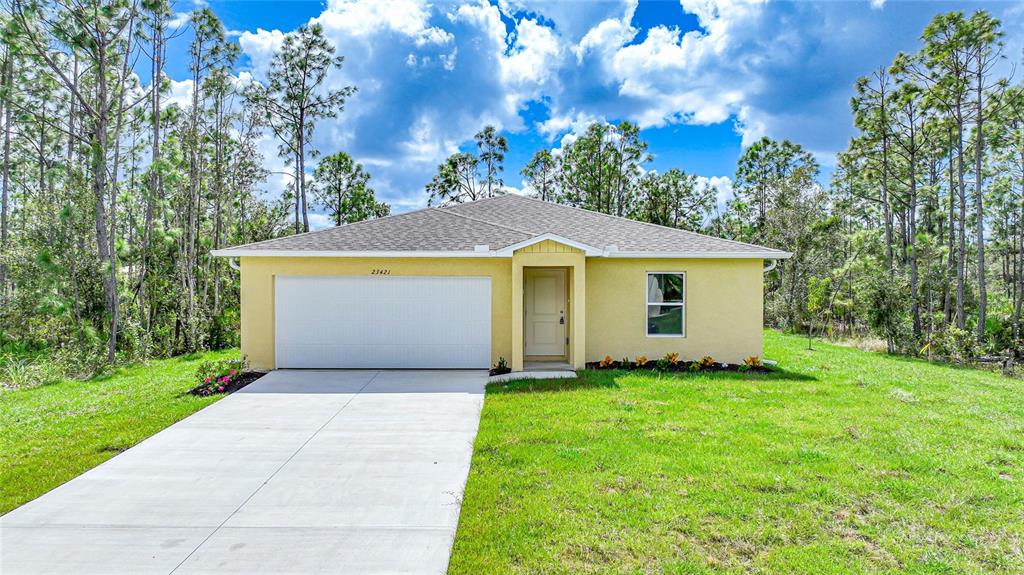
[275,276,491,369]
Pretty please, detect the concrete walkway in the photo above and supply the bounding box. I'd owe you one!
[0,369,487,574]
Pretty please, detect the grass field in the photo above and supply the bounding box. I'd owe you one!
[450,331,1024,574]
[0,349,238,515]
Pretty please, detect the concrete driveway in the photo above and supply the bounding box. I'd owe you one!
[0,369,487,574]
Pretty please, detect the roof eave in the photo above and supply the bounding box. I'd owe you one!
[604,251,793,259]
[211,248,793,259]
[210,249,505,258]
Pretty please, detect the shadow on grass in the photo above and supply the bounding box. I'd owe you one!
[487,366,817,394]
[688,367,818,382]
[487,375,621,394]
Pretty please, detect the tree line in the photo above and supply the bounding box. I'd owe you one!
[0,0,388,371]
[2,3,1019,372]
[426,9,1024,364]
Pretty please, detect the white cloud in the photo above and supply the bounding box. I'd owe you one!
[237,28,287,82]
[502,0,637,43]
[165,78,194,109]
[501,18,562,95]
[308,213,335,230]
[321,0,452,46]
[695,175,735,210]
[220,0,1023,213]
[537,110,603,143]
[235,0,537,209]
[167,11,191,28]
[574,13,636,64]
[735,105,767,147]
[870,0,886,10]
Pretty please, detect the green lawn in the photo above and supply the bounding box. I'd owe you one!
[0,349,238,515]
[450,331,1024,574]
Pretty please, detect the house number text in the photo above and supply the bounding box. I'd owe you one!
[371,269,391,275]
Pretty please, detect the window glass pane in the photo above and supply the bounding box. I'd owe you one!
[647,304,683,335]
[647,273,684,303]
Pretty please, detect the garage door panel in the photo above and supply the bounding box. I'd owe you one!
[275,276,491,368]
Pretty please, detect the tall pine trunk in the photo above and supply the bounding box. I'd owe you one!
[298,124,309,232]
[943,131,955,325]
[955,104,967,329]
[974,54,987,343]
[140,13,163,333]
[92,46,118,363]
[0,53,12,300]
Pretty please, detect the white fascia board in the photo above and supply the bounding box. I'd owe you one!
[211,247,793,260]
[603,251,793,259]
[210,249,505,258]
[494,233,603,256]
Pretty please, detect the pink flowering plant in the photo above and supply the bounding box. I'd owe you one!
[192,358,246,396]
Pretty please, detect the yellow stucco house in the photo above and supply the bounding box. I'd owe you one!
[213,194,790,373]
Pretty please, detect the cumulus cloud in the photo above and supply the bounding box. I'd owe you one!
[165,78,195,109]
[695,175,735,211]
[220,0,1020,214]
[167,11,191,28]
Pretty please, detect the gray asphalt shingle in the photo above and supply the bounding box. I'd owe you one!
[215,193,788,256]
[444,194,787,255]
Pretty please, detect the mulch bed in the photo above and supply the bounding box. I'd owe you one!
[187,371,267,397]
[585,360,772,374]
[489,367,512,377]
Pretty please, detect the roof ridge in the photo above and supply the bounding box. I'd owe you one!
[441,206,537,236]
[500,193,787,254]
[216,205,437,251]
[441,193,510,209]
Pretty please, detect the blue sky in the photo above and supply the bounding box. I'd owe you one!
[161,0,1024,225]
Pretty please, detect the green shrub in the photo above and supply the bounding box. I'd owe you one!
[931,327,979,364]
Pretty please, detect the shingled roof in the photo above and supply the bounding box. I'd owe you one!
[212,193,790,258]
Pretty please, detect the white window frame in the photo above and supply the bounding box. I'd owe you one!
[645,272,686,338]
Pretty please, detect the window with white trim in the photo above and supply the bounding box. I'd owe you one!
[646,272,685,337]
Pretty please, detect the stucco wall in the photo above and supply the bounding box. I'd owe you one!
[238,255,764,371]
[585,258,764,364]
[239,257,513,371]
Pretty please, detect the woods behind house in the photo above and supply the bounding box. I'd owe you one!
[0,3,1021,376]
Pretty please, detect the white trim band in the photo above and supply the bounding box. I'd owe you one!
[210,248,792,259]
[605,251,792,259]
[210,249,500,258]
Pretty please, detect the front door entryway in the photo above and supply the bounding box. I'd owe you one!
[524,268,567,357]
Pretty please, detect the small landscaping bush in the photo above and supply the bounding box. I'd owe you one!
[489,357,511,377]
[740,355,764,372]
[189,357,261,396]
